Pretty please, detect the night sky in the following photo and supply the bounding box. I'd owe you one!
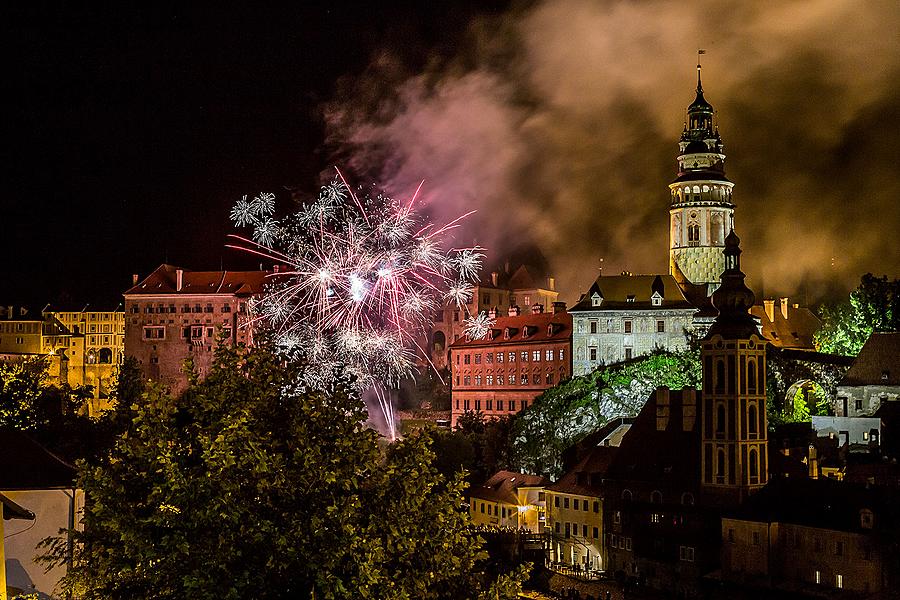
[4,1,899,308]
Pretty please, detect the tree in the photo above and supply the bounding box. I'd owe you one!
[815,274,900,356]
[41,341,526,599]
[511,349,702,477]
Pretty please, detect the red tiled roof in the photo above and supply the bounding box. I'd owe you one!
[124,264,269,296]
[468,470,550,504]
[840,332,900,386]
[750,301,820,350]
[449,311,571,349]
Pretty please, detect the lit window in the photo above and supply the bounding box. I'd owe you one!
[624,320,632,334]
[836,574,843,589]
[532,350,541,361]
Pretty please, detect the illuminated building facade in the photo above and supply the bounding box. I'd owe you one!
[468,471,549,533]
[448,305,570,427]
[569,274,697,375]
[124,264,267,393]
[429,262,558,370]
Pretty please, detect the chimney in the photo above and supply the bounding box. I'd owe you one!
[548,276,556,291]
[488,307,497,319]
[808,444,819,479]
[508,305,520,317]
[552,301,567,314]
[682,387,697,431]
[132,274,139,286]
[655,387,670,431]
[763,299,775,323]
[273,264,280,274]
[531,304,544,315]
[780,297,789,320]
[176,269,184,292]
[504,259,510,274]
[491,271,499,287]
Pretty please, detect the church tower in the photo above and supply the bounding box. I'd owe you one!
[669,62,734,295]
[700,231,767,507]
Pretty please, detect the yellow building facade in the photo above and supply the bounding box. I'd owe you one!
[468,471,548,532]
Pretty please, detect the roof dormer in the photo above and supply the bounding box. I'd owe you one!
[591,292,602,307]
[651,291,663,307]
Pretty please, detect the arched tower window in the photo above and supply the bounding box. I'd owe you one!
[650,490,663,504]
[716,450,726,483]
[621,489,633,502]
[688,224,700,247]
[749,449,759,483]
[715,360,725,393]
[748,404,758,436]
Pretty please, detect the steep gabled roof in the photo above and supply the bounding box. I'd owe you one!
[0,430,77,490]
[570,274,695,312]
[124,264,269,296]
[468,470,550,505]
[547,445,619,497]
[750,302,820,350]
[840,332,900,387]
[606,388,701,485]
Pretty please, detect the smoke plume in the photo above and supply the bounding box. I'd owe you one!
[325,0,900,303]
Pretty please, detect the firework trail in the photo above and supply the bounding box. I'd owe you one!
[229,170,487,439]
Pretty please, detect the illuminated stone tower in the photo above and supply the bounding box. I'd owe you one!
[669,62,734,295]
[699,231,767,507]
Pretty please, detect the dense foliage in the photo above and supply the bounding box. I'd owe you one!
[41,342,526,600]
[815,274,900,356]
[510,349,702,478]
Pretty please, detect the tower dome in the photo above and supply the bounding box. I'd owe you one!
[707,231,757,339]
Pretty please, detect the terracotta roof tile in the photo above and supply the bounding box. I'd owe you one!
[124,264,269,296]
[468,470,550,504]
[449,312,571,348]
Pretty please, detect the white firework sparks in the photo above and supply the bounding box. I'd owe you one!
[463,311,496,341]
[228,170,483,439]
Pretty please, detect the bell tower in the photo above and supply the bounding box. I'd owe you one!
[699,231,767,507]
[669,60,734,295]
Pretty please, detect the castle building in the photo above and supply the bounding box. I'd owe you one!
[45,304,125,414]
[569,275,697,375]
[668,64,734,294]
[430,261,558,371]
[448,304,571,427]
[123,264,268,393]
[834,332,900,417]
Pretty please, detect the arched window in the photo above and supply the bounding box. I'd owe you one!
[432,331,446,354]
[688,224,700,247]
[748,404,758,435]
[650,490,663,504]
[98,347,113,364]
[681,492,695,506]
[715,360,725,393]
[716,450,726,482]
[748,360,757,394]
[749,449,759,482]
[716,403,726,434]
[621,489,632,502]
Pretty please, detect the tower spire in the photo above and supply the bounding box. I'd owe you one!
[697,49,705,93]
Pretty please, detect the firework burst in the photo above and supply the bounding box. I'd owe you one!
[229,170,483,439]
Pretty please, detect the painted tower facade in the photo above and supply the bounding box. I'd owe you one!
[700,231,768,507]
[669,64,734,295]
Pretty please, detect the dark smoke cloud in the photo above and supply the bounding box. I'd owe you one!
[325,0,900,304]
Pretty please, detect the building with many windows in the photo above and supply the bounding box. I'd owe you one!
[448,304,571,427]
[123,264,268,393]
[429,261,559,370]
[833,332,900,417]
[569,274,697,375]
[468,471,549,532]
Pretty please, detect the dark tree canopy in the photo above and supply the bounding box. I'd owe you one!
[42,342,526,600]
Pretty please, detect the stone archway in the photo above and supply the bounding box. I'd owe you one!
[784,379,829,420]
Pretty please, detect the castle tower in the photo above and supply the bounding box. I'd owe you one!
[669,62,734,295]
[699,231,767,507]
